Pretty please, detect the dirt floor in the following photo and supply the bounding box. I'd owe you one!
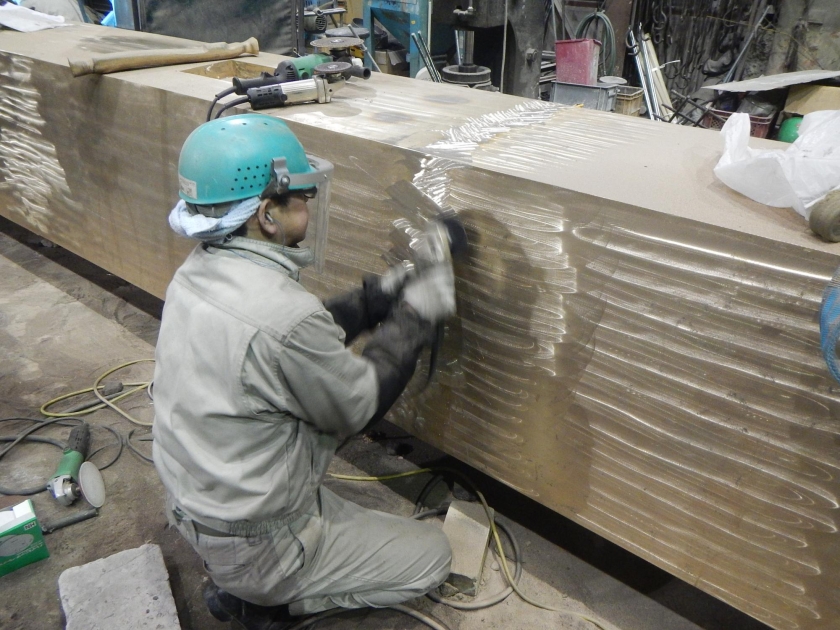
[0,217,772,630]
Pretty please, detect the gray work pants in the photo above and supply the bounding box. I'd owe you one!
[168,486,452,615]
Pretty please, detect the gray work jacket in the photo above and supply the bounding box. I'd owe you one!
[152,238,378,535]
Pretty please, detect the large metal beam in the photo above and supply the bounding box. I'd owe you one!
[1,25,839,630]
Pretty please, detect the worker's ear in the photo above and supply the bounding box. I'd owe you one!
[256,198,279,237]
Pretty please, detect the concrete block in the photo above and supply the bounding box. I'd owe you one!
[58,543,180,630]
[441,500,493,597]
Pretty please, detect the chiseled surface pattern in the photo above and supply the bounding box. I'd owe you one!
[292,122,840,630]
[1,29,839,630]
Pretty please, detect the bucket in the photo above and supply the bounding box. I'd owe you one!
[778,116,803,143]
[555,38,601,85]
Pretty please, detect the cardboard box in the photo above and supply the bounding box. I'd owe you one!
[784,84,840,115]
[0,499,49,577]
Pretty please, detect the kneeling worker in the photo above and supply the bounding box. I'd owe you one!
[152,114,454,629]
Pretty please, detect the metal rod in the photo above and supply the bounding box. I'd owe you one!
[671,91,730,127]
[348,24,381,73]
[411,31,442,82]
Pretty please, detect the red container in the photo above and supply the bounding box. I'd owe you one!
[555,38,601,85]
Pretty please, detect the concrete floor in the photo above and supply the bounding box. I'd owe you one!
[0,217,772,630]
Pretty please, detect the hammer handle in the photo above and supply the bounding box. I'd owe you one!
[69,37,259,77]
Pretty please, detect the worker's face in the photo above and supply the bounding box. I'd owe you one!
[276,192,310,246]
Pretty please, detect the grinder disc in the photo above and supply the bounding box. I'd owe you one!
[314,61,352,75]
[310,37,363,51]
[78,461,106,508]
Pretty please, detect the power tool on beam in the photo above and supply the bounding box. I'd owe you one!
[207,38,371,121]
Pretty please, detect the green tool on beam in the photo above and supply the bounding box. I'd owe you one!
[274,53,333,81]
[47,424,106,509]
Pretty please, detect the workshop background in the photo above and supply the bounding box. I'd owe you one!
[1,1,839,630]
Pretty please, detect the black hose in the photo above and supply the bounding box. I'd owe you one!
[576,11,616,77]
[126,428,154,464]
[207,86,236,121]
[0,434,65,495]
[0,417,124,495]
[414,474,447,514]
[214,96,251,119]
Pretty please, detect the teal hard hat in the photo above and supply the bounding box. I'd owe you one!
[177,114,316,206]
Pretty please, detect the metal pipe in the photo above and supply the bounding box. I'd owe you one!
[463,30,475,66]
[628,29,655,121]
[411,32,442,82]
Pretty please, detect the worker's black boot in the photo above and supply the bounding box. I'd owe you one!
[203,582,294,630]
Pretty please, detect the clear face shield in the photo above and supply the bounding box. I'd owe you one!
[263,155,334,273]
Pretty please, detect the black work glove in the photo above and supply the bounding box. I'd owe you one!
[324,263,410,345]
[360,302,436,429]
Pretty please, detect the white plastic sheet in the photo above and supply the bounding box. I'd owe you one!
[0,4,66,32]
[714,110,840,219]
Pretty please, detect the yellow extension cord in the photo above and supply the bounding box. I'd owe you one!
[40,359,156,427]
[328,469,609,630]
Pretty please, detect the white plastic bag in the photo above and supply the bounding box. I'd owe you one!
[713,110,840,219]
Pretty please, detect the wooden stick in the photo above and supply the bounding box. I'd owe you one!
[68,37,259,77]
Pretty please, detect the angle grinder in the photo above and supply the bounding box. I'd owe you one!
[207,39,371,120]
[47,424,106,509]
[385,181,470,384]
[418,215,468,386]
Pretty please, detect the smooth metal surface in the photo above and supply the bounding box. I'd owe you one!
[1,25,840,630]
